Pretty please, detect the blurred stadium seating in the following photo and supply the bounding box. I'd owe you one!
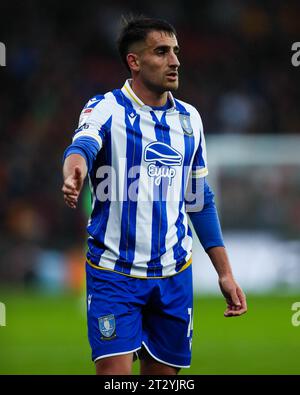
[0,0,299,292]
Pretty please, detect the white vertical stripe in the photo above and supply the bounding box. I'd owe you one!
[200,123,208,168]
[180,200,193,258]
[179,107,201,264]
[99,103,127,269]
[189,106,206,169]
[87,174,95,227]
[159,111,198,276]
[160,113,185,275]
[130,111,157,276]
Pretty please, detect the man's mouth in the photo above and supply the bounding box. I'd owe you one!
[166,72,178,81]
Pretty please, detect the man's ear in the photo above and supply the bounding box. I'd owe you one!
[127,53,140,72]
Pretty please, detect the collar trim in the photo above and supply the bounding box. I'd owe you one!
[121,79,176,111]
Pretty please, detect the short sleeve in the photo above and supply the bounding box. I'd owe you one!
[185,114,208,212]
[191,115,208,178]
[72,95,111,149]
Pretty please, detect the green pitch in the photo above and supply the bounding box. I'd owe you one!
[0,289,299,375]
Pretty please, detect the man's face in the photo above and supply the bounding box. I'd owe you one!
[131,30,180,93]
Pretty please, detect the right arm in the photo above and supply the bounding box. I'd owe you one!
[61,94,110,209]
[62,154,87,209]
[61,136,99,209]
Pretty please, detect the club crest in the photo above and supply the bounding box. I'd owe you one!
[179,114,193,135]
[98,314,116,340]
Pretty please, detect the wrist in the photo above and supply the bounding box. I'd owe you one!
[63,154,87,180]
[207,247,235,280]
[218,273,235,282]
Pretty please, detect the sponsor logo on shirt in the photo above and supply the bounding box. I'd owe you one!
[144,142,183,186]
[75,123,90,134]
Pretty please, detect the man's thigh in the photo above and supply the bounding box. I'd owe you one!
[86,263,144,362]
[141,265,194,369]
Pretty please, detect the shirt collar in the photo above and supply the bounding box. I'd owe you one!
[121,79,177,112]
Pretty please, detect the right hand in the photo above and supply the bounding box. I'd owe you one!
[62,166,84,209]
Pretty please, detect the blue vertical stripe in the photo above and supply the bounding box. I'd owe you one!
[173,99,195,271]
[113,90,142,274]
[146,111,170,277]
[192,131,205,169]
[87,116,112,261]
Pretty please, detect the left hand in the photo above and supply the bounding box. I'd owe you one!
[218,276,247,317]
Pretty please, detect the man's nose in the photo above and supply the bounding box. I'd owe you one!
[169,51,180,68]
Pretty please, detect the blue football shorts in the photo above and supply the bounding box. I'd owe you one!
[85,261,194,368]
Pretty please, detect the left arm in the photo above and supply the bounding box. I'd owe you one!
[207,246,247,317]
[188,180,247,317]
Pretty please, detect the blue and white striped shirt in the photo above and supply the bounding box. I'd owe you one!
[65,79,209,277]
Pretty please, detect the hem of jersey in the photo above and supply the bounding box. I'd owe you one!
[86,257,192,279]
[93,347,141,363]
[142,341,190,369]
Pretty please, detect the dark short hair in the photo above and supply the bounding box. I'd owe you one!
[117,16,177,71]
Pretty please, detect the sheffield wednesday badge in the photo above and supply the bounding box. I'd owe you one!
[98,314,116,340]
[179,114,193,136]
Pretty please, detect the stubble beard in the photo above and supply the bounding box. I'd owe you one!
[145,77,179,95]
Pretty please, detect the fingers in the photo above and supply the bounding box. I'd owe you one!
[224,306,245,317]
[62,189,79,208]
[62,179,79,209]
[62,188,78,199]
[63,193,78,209]
[237,287,248,312]
[230,289,241,308]
[62,180,77,194]
[63,166,82,192]
[224,288,247,318]
[62,168,83,205]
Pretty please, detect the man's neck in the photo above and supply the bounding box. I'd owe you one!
[131,79,168,107]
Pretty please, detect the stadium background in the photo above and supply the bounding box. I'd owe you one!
[0,0,300,374]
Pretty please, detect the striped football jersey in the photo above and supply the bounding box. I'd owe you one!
[71,79,208,277]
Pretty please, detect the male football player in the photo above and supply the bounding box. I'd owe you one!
[62,16,247,375]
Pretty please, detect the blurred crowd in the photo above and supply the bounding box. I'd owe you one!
[0,0,299,286]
